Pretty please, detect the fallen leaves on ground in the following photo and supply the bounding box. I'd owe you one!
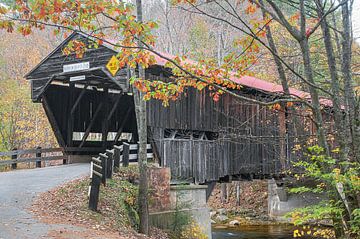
[30,172,169,239]
[208,180,268,217]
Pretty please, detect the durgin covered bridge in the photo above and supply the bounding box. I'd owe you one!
[25,32,318,185]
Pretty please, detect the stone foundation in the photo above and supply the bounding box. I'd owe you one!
[148,167,211,238]
[148,167,171,212]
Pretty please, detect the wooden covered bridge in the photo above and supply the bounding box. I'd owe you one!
[25,32,313,184]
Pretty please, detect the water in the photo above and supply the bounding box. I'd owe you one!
[212,225,294,239]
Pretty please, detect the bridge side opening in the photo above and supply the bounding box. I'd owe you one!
[41,81,138,158]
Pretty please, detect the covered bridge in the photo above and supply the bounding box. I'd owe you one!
[25,32,312,184]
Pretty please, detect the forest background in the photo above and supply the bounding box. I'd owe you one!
[0,0,359,152]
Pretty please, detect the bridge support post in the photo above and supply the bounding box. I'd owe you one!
[267,179,322,221]
[236,182,241,206]
[99,153,108,186]
[89,173,101,211]
[63,157,67,165]
[122,143,130,167]
[105,149,113,179]
[221,183,228,203]
[113,145,122,169]
[36,146,42,168]
[11,148,17,170]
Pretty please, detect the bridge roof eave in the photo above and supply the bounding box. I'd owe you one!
[33,67,127,102]
[24,32,79,79]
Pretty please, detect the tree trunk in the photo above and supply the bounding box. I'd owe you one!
[163,1,175,54]
[217,24,224,67]
[260,0,290,95]
[236,182,240,206]
[331,11,343,59]
[299,38,329,155]
[316,0,349,161]
[134,72,149,236]
[341,1,360,163]
[221,183,228,203]
[135,0,149,235]
[316,3,355,232]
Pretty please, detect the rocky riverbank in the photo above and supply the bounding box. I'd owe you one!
[209,207,280,230]
[207,180,284,228]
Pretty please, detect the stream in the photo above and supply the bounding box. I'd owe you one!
[212,225,294,239]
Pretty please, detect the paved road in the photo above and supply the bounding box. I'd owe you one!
[0,164,90,239]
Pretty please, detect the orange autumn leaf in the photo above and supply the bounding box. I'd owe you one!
[272,103,281,110]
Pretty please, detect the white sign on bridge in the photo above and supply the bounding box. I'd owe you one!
[63,62,90,73]
[70,75,86,82]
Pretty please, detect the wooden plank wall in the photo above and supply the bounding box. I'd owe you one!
[147,88,218,131]
[27,34,116,80]
[159,138,281,184]
[148,87,291,183]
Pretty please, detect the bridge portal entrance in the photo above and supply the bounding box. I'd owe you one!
[26,32,138,157]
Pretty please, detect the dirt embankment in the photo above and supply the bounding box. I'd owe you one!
[31,166,168,239]
[208,180,272,225]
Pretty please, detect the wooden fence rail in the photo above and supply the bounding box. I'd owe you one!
[88,142,153,211]
[0,147,67,167]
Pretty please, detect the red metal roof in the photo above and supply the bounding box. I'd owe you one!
[151,52,336,107]
[152,53,308,96]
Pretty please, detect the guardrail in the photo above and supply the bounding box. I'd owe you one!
[88,142,153,211]
[0,147,67,169]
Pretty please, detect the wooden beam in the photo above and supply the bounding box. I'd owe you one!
[170,130,177,139]
[89,172,101,211]
[102,88,110,148]
[113,106,133,144]
[0,147,63,157]
[11,149,17,169]
[70,83,89,115]
[278,109,286,170]
[65,147,105,152]
[101,67,125,90]
[148,128,160,164]
[67,83,75,147]
[34,75,56,101]
[79,101,104,148]
[0,156,67,166]
[42,95,66,147]
[107,94,122,121]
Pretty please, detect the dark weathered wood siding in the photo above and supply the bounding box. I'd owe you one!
[158,138,280,183]
[27,34,116,80]
[147,88,288,183]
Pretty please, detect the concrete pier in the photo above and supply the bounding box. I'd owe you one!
[268,179,322,221]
